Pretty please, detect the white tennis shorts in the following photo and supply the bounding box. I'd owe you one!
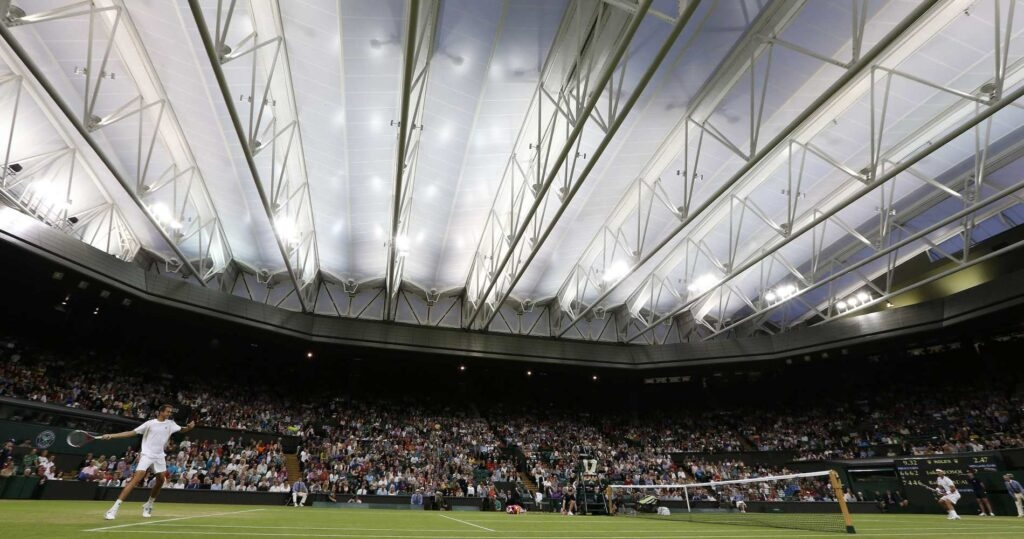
[137,454,167,474]
[940,491,961,505]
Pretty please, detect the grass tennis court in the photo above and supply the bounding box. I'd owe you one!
[3,501,1024,538]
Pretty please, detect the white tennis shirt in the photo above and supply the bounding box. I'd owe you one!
[134,419,182,458]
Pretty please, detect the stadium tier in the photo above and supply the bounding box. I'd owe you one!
[4,1,1024,537]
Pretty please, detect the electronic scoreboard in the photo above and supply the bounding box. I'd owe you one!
[895,452,1003,511]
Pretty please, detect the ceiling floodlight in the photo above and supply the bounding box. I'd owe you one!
[29,181,69,209]
[602,259,629,283]
[149,202,180,228]
[764,291,777,302]
[395,234,410,256]
[275,218,300,246]
[836,300,848,311]
[687,273,717,294]
[856,292,870,303]
[776,284,796,298]
[847,296,860,306]
[150,202,170,219]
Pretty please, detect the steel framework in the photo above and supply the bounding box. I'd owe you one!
[383,0,440,321]
[462,0,654,330]
[1,0,239,283]
[190,0,323,311]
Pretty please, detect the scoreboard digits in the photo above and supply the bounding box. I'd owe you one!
[895,452,1003,508]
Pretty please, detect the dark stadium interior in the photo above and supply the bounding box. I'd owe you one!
[4,2,1024,536]
[3,236,1024,409]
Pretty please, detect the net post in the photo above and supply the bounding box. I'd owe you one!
[684,485,690,513]
[829,470,856,534]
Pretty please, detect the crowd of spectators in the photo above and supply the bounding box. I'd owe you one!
[735,390,1024,460]
[294,398,516,500]
[2,333,1024,503]
[0,338,315,435]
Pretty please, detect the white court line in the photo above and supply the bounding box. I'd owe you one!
[151,524,486,533]
[83,508,266,532]
[107,522,1024,533]
[61,530,1024,538]
[439,513,496,532]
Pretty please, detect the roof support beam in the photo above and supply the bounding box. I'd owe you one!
[778,138,1024,333]
[648,1,1022,340]
[555,0,942,338]
[6,1,241,282]
[626,76,1024,342]
[552,0,810,336]
[0,17,213,282]
[463,0,653,329]
[0,79,142,261]
[189,0,320,311]
[475,0,701,331]
[384,0,440,321]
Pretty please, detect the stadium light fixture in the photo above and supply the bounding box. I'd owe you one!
[687,273,718,294]
[776,284,796,298]
[856,292,870,303]
[150,202,182,230]
[150,201,169,219]
[275,217,300,247]
[602,259,630,283]
[395,234,411,257]
[27,181,70,210]
[764,290,777,302]
[836,300,847,311]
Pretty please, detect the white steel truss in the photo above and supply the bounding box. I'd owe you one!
[383,0,440,321]
[554,0,991,341]
[462,0,654,330]
[4,0,1024,349]
[0,71,139,261]
[632,87,1024,343]
[726,118,1024,339]
[1,0,238,282]
[189,0,322,311]
[612,0,1024,343]
[472,0,702,333]
[552,0,811,336]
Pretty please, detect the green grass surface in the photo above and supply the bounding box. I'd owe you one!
[2,501,1024,538]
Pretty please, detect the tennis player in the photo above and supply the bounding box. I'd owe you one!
[99,404,195,520]
[934,469,961,520]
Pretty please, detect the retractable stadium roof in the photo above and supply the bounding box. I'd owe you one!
[2,0,1024,348]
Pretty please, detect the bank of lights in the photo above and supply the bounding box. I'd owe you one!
[836,291,872,312]
[764,283,797,303]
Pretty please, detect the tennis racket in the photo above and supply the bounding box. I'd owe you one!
[66,430,102,448]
